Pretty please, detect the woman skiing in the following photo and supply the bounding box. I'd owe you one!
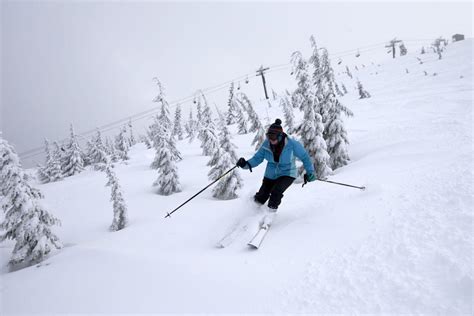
[236,119,316,228]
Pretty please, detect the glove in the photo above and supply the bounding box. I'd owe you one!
[236,157,247,168]
[306,173,317,182]
[303,173,317,187]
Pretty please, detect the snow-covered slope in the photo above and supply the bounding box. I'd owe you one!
[1,40,472,314]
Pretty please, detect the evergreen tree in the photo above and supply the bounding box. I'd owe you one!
[291,51,314,112]
[0,136,62,267]
[47,142,64,181]
[198,96,219,156]
[312,113,332,178]
[345,65,353,79]
[114,126,130,161]
[104,161,128,231]
[37,139,52,183]
[153,134,181,196]
[341,83,348,94]
[252,125,266,151]
[335,82,344,96]
[87,130,109,170]
[128,119,136,147]
[208,132,242,201]
[281,95,295,133]
[185,109,197,143]
[226,82,238,125]
[326,113,350,169]
[105,137,119,162]
[357,80,371,99]
[236,105,248,134]
[399,43,408,56]
[421,46,426,54]
[62,124,84,177]
[172,104,184,141]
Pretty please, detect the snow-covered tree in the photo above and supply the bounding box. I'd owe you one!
[208,149,242,200]
[104,161,128,231]
[198,96,219,156]
[341,83,348,94]
[0,136,62,267]
[185,109,197,142]
[87,130,109,170]
[345,65,353,79]
[291,51,314,112]
[37,139,52,183]
[62,124,84,177]
[326,112,350,169]
[114,126,130,161]
[236,105,248,134]
[281,95,295,133]
[150,81,181,169]
[41,141,64,182]
[399,43,408,56]
[226,83,238,125]
[172,104,184,141]
[312,113,332,178]
[421,46,426,54]
[153,134,181,196]
[128,119,136,147]
[357,80,371,99]
[105,137,119,162]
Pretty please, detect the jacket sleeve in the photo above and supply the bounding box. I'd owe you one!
[245,144,266,169]
[293,140,315,175]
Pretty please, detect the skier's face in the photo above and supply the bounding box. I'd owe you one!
[267,132,280,145]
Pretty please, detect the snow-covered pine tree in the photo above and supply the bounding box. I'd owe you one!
[153,134,181,195]
[335,82,344,96]
[325,112,350,170]
[47,142,64,181]
[236,105,248,134]
[140,133,152,149]
[209,151,242,200]
[291,51,314,113]
[281,94,295,133]
[185,109,197,142]
[399,43,408,56]
[0,136,62,267]
[172,104,184,141]
[87,130,109,170]
[62,124,84,177]
[198,96,219,156]
[421,46,426,54]
[341,83,348,94]
[114,126,130,161]
[208,145,242,200]
[345,65,353,79]
[324,93,351,169]
[312,113,332,178]
[357,80,371,99]
[226,82,238,125]
[104,161,128,231]
[105,137,119,162]
[128,119,136,147]
[37,139,52,183]
[252,125,266,151]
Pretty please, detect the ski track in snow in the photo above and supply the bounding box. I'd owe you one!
[1,40,472,314]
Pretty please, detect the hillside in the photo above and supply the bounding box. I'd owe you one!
[1,39,472,314]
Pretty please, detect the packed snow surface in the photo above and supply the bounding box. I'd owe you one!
[1,40,472,314]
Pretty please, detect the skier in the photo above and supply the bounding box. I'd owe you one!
[236,119,316,228]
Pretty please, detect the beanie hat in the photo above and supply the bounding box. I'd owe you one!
[267,119,284,135]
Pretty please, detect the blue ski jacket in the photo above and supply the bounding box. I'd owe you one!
[244,136,315,179]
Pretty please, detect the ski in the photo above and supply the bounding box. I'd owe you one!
[216,222,250,248]
[247,226,269,249]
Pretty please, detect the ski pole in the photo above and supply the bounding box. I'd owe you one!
[165,166,238,218]
[302,174,366,190]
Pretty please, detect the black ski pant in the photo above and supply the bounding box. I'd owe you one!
[254,176,295,210]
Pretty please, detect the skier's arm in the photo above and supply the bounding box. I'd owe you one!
[245,145,266,169]
[293,141,315,175]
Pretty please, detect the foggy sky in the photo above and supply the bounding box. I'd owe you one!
[1,1,472,165]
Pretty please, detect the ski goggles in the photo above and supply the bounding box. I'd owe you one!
[266,132,281,141]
